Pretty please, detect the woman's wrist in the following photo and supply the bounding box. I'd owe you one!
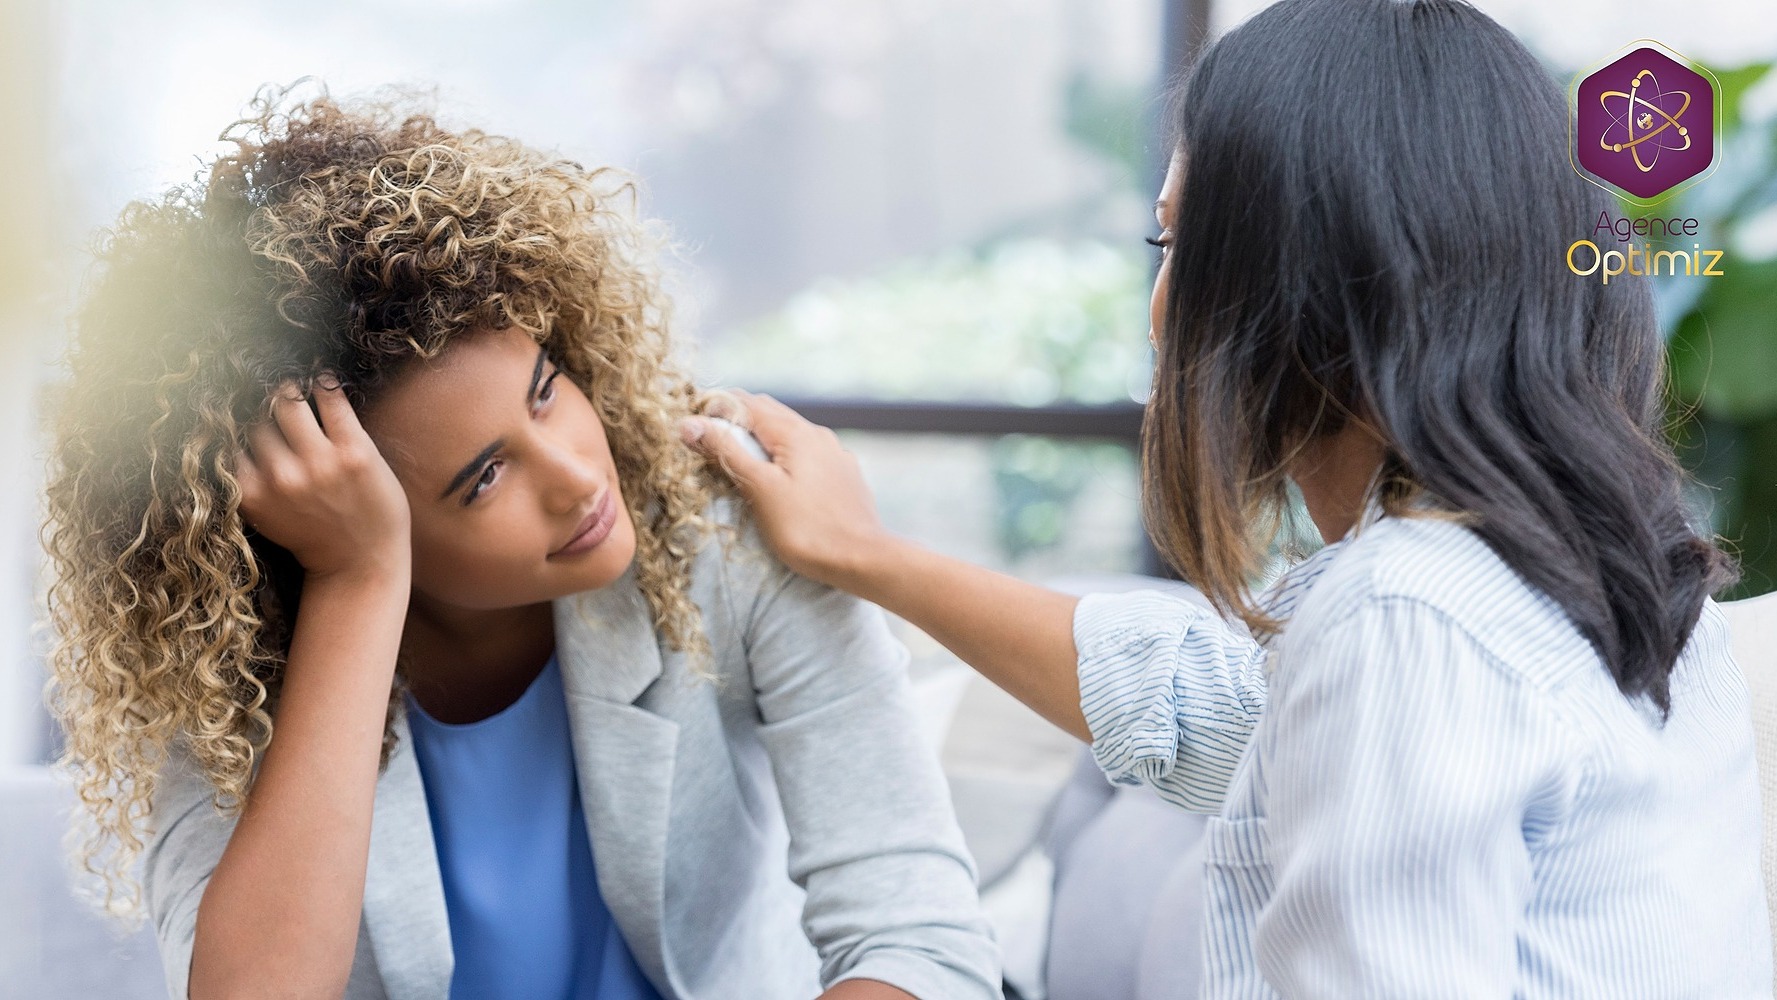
[823,527,912,604]
[285,556,411,683]
[304,545,412,593]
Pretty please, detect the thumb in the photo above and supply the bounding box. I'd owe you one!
[679,416,775,488]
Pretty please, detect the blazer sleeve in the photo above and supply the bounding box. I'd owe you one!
[140,750,239,1000]
[733,544,1002,1000]
[140,749,390,1000]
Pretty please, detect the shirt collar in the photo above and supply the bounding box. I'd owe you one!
[1253,488,1389,651]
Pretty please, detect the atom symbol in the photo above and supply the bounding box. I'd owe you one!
[1599,68,1692,173]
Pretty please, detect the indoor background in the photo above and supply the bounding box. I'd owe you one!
[1,0,1772,994]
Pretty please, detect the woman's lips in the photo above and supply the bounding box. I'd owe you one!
[550,491,617,558]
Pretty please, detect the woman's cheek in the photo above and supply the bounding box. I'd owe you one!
[1149,266,1168,350]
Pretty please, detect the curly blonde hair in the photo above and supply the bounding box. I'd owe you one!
[43,82,730,915]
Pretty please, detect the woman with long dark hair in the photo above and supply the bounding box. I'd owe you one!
[684,0,1773,993]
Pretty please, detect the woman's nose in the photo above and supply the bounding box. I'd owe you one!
[537,434,604,513]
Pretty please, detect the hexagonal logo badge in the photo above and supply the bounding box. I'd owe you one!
[1571,41,1720,207]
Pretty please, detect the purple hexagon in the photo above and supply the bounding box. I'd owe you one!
[1574,46,1715,201]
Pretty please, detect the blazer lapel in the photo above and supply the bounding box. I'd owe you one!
[363,710,454,1000]
[554,571,682,995]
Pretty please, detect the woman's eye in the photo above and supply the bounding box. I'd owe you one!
[538,369,561,405]
[1146,234,1172,250]
[464,462,500,505]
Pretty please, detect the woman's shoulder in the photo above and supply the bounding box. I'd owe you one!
[677,495,865,659]
[682,494,786,615]
[1287,515,1598,692]
[672,495,912,713]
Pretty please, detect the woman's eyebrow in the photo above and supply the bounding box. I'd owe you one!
[522,344,549,406]
[440,439,504,501]
[437,345,551,501]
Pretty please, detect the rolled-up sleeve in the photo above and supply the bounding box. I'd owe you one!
[1073,590,1269,813]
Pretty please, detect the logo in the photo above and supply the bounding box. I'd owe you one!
[1571,41,1720,206]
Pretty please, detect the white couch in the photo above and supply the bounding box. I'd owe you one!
[0,766,164,999]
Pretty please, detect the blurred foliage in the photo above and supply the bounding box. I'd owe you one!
[703,50,1160,567]
[706,239,1151,404]
[706,60,1777,592]
[991,435,1136,560]
[706,238,1153,562]
[1659,61,1777,599]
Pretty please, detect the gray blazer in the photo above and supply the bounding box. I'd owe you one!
[142,504,1001,999]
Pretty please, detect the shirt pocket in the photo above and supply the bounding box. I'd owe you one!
[1200,814,1279,998]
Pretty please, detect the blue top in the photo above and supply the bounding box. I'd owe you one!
[1073,500,1772,998]
[405,652,666,1000]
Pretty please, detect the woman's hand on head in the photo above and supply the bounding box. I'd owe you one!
[680,392,890,589]
[229,375,412,583]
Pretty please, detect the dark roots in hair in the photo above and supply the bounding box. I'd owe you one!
[45,81,730,914]
[1142,0,1737,716]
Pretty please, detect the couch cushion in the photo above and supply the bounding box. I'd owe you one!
[0,766,164,1000]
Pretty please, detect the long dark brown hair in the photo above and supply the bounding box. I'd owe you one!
[1141,0,1736,718]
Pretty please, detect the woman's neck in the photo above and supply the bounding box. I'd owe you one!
[399,596,557,724]
[1292,421,1387,545]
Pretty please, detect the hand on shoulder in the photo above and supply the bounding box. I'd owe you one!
[680,392,896,592]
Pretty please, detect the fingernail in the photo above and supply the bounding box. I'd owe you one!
[677,417,705,445]
[317,371,341,390]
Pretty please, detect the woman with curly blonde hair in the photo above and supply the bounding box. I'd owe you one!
[43,84,997,1000]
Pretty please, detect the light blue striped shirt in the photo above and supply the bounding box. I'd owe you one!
[1074,508,1772,997]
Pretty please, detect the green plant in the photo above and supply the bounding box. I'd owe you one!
[702,238,1152,563]
[1659,62,1777,598]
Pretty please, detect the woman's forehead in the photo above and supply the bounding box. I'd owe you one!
[361,328,546,467]
[376,328,541,408]
[1155,153,1185,223]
